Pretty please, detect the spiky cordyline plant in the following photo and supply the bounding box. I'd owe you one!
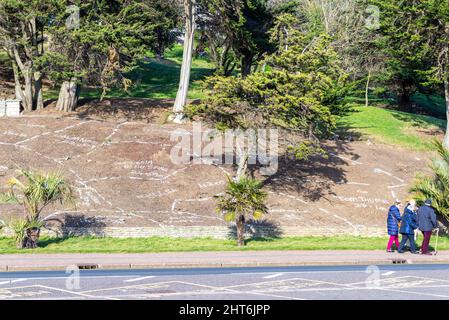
[0,169,75,221]
[216,176,268,246]
[411,140,449,219]
[0,169,75,248]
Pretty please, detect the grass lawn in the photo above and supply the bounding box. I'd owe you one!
[337,105,447,151]
[46,45,214,101]
[0,234,446,254]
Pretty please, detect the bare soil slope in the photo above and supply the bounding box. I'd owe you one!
[0,104,436,237]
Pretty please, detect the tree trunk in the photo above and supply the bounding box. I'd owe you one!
[398,82,412,112]
[236,215,245,247]
[365,70,371,107]
[22,227,40,249]
[223,58,236,77]
[11,59,24,102]
[23,66,34,112]
[236,150,249,180]
[241,55,253,78]
[443,78,449,150]
[56,79,79,112]
[219,42,230,71]
[34,71,44,110]
[172,0,196,123]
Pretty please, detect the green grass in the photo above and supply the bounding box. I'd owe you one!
[337,105,447,151]
[0,234,446,254]
[0,52,8,63]
[46,45,214,101]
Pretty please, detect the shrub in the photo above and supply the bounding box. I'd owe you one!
[411,140,449,219]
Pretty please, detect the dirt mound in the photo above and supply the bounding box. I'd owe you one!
[0,112,436,237]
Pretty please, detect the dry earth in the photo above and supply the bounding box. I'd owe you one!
[0,101,438,238]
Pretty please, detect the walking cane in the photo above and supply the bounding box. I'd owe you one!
[433,228,439,256]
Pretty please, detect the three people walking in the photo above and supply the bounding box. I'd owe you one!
[386,198,438,255]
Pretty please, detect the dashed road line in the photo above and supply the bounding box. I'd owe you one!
[0,279,28,286]
[263,273,285,279]
[124,276,156,283]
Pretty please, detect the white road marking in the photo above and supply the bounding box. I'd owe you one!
[0,279,28,285]
[124,276,156,283]
[174,280,306,301]
[263,273,284,279]
[0,275,137,281]
[36,285,120,300]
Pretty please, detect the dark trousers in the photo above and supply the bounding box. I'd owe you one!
[398,234,416,253]
[421,231,432,254]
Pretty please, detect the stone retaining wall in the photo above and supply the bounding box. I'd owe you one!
[1,225,388,239]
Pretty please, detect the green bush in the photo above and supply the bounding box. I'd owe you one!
[411,140,449,219]
[4,217,29,248]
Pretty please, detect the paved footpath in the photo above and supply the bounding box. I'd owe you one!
[1,250,449,271]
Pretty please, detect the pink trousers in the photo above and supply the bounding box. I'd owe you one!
[387,235,399,250]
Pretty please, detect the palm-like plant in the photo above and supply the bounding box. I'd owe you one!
[0,169,75,248]
[411,140,449,219]
[216,176,268,246]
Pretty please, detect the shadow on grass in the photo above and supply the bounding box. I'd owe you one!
[227,220,283,243]
[38,236,72,248]
[390,110,446,131]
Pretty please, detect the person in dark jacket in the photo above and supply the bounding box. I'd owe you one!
[398,200,419,254]
[417,199,437,255]
[386,200,402,252]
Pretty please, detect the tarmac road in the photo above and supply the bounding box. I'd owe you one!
[1,264,449,300]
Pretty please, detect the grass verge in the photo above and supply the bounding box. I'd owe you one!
[0,234,446,254]
[337,105,446,151]
[45,45,214,101]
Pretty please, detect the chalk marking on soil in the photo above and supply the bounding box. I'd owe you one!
[268,192,308,204]
[347,182,370,186]
[388,184,407,189]
[329,153,363,165]
[85,122,128,156]
[129,164,194,182]
[373,168,405,183]
[333,214,359,236]
[15,121,89,146]
[70,168,114,207]
[0,141,15,146]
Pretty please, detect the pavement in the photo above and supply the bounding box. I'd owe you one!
[1,264,449,300]
[0,250,449,272]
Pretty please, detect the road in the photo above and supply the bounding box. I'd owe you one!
[0,264,449,300]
